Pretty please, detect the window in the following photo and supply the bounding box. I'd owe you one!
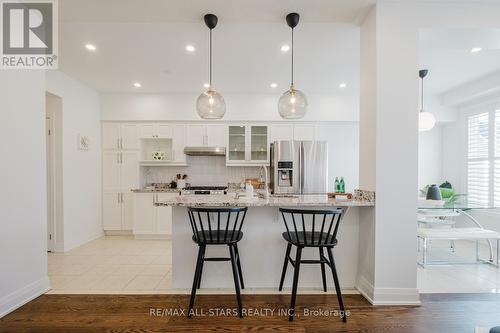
[467,109,500,206]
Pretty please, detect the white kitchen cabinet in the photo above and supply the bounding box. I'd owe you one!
[227,124,269,165]
[186,124,205,146]
[172,124,187,163]
[102,151,121,191]
[186,124,227,147]
[133,194,155,234]
[139,123,173,139]
[133,193,174,238]
[102,123,139,150]
[121,193,134,230]
[293,124,316,141]
[270,124,293,142]
[102,192,124,230]
[120,151,139,190]
[206,124,226,146]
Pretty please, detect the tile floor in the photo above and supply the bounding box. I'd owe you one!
[48,236,171,294]
[418,239,500,293]
[49,236,500,294]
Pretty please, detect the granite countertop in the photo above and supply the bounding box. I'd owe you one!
[131,188,181,193]
[154,192,375,208]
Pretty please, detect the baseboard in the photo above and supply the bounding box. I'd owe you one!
[134,234,171,240]
[0,276,50,318]
[356,275,420,305]
[62,231,104,252]
[104,230,133,236]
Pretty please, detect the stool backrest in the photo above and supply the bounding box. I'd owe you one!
[279,208,344,246]
[188,207,248,243]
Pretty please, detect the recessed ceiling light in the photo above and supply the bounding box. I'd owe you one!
[203,83,210,88]
[85,44,96,51]
[471,47,482,53]
[270,83,278,88]
[186,45,195,52]
[281,45,290,52]
[133,82,142,88]
[339,83,347,88]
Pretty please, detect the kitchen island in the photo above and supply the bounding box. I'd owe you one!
[156,191,374,291]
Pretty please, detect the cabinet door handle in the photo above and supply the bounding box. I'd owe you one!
[117,138,120,149]
[120,152,123,164]
[118,193,120,203]
[120,138,123,149]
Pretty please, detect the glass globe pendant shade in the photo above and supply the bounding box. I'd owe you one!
[196,89,226,119]
[419,110,436,132]
[278,87,308,119]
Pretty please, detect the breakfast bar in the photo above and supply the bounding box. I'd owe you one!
[156,191,374,291]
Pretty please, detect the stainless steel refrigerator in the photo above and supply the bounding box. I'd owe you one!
[270,140,328,194]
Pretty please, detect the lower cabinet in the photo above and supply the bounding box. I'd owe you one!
[133,193,174,238]
[103,192,134,231]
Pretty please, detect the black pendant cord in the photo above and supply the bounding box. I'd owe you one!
[209,28,212,89]
[291,28,294,88]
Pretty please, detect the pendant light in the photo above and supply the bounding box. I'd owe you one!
[278,13,308,119]
[418,69,436,131]
[196,14,226,119]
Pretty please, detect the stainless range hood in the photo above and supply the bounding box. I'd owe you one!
[183,146,226,156]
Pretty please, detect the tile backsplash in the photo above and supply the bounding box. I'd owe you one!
[142,156,262,187]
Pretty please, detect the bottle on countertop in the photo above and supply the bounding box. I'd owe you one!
[334,177,340,193]
[340,177,345,193]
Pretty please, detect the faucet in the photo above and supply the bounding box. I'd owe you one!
[259,165,270,199]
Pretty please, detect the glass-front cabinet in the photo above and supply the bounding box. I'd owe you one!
[227,125,269,165]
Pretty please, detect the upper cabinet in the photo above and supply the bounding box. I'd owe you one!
[139,123,173,139]
[270,124,293,142]
[269,124,316,142]
[293,124,316,141]
[186,124,226,147]
[227,125,269,165]
[102,123,140,150]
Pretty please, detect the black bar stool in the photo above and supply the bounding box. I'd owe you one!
[278,207,347,322]
[187,207,248,318]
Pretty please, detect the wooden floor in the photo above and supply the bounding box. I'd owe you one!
[1,293,500,332]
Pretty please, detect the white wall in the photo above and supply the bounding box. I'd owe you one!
[418,126,443,190]
[100,93,359,122]
[46,71,103,251]
[0,71,50,317]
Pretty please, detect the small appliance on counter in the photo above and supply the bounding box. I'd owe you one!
[270,140,328,194]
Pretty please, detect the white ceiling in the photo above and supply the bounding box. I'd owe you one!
[419,29,500,96]
[57,0,369,94]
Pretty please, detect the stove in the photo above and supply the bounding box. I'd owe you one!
[181,186,228,195]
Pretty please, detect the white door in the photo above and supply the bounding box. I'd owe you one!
[206,124,226,146]
[102,151,121,191]
[186,124,206,146]
[173,124,187,163]
[121,124,140,150]
[293,124,316,141]
[103,192,122,230]
[120,151,139,191]
[102,123,121,150]
[270,124,293,142]
[157,124,173,138]
[121,193,134,230]
[133,194,155,234]
[139,124,155,138]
